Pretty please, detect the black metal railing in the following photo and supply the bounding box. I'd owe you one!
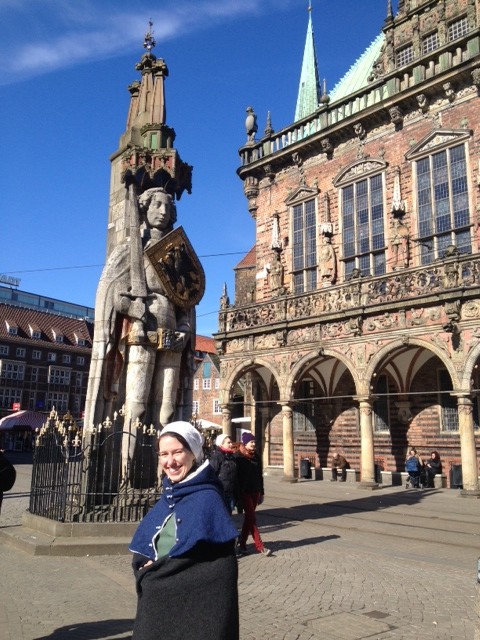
[29,411,161,523]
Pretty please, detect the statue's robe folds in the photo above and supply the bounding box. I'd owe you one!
[84,242,194,432]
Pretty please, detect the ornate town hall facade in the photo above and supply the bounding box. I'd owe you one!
[215,0,480,494]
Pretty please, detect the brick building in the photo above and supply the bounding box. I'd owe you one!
[215,0,480,494]
[0,290,93,426]
[192,335,222,426]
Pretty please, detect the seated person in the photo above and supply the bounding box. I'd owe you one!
[405,448,423,488]
[424,450,442,488]
[331,452,349,482]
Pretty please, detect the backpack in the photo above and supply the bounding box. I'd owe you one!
[0,452,16,492]
[405,456,420,473]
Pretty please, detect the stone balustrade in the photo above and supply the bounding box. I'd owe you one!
[218,255,480,336]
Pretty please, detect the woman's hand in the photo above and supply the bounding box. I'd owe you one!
[140,560,154,570]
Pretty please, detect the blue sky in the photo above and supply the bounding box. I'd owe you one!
[0,0,396,336]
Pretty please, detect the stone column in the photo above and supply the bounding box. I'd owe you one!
[355,396,378,489]
[258,405,271,472]
[221,404,233,441]
[281,403,296,482]
[454,394,480,497]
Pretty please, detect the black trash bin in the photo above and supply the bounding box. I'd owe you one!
[300,458,312,479]
[450,464,463,488]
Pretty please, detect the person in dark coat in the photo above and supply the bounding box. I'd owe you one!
[0,449,16,514]
[209,433,238,514]
[331,452,349,482]
[235,432,271,556]
[424,450,442,488]
[129,422,239,640]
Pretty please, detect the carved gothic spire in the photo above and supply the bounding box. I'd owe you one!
[126,21,169,131]
[294,2,321,121]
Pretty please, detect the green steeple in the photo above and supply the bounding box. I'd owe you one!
[294,3,321,122]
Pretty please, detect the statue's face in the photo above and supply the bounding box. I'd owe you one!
[146,192,172,230]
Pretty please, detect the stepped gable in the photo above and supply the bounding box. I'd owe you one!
[0,304,93,350]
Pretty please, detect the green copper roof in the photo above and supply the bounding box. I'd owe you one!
[330,33,384,103]
[294,10,321,122]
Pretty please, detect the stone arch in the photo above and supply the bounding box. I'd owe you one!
[285,348,360,398]
[223,356,281,398]
[364,337,459,389]
[460,341,480,390]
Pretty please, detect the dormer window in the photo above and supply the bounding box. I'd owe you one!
[74,333,86,347]
[5,320,18,336]
[449,17,468,42]
[52,329,64,344]
[396,44,413,68]
[422,31,439,55]
[29,324,41,339]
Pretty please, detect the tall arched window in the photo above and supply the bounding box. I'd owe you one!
[292,198,317,293]
[406,130,472,265]
[416,144,470,264]
[335,160,387,279]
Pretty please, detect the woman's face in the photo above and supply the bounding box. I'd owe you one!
[159,435,196,483]
[245,439,256,452]
[221,437,233,450]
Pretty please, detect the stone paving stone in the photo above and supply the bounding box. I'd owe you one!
[0,467,478,639]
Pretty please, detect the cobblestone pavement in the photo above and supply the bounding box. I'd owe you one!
[0,454,479,639]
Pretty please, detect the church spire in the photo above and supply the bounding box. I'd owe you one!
[294,2,321,122]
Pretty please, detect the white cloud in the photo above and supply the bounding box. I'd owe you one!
[0,0,293,84]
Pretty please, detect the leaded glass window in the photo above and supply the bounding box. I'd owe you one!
[342,174,386,277]
[292,199,317,293]
[416,144,471,264]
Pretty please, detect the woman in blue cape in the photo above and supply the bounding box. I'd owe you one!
[129,421,239,640]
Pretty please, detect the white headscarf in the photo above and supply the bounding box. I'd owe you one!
[159,421,204,463]
[215,433,229,448]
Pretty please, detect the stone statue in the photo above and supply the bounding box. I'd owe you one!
[390,218,410,269]
[269,252,284,295]
[319,236,337,285]
[245,106,258,143]
[85,185,201,481]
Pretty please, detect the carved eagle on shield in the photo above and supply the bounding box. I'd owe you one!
[145,226,205,310]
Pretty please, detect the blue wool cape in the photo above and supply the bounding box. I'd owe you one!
[129,460,238,561]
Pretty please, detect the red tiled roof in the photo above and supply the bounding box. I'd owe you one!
[0,304,93,350]
[235,245,256,269]
[195,334,216,354]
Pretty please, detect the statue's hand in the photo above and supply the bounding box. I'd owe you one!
[117,294,145,321]
[128,298,146,322]
[172,331,187,352]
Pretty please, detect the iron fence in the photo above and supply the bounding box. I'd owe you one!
[29,411,161,523]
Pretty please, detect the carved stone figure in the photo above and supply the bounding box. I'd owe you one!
[85,186,200,481]
[444,82,455,103]
[354,122,366,140]
[389,106,403,126]
[319,236,337,285]
[443,245,460,288]
[269,252,284,295]
[245,106,258,143]
[416,93,429,113]
[390,218,410,269]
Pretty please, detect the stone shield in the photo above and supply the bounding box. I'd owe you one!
[145,226,205,310]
